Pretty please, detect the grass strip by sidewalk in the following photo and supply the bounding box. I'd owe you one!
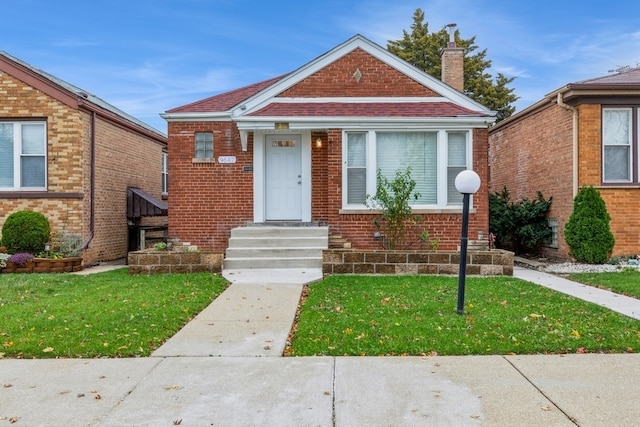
[566,269,640,299]
[0,269,227,359]
[286,275,640,357]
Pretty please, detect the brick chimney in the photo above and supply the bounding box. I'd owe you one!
[441,24,464,92]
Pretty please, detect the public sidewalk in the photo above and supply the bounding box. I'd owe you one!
[1,266,640,426]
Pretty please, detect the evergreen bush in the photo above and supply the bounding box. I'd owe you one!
[489,187,552,254]
[1,210,51,254]
[564,186,615,264]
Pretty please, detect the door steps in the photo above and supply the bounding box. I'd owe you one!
[223,225,328,270]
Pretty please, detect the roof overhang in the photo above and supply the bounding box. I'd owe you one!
[127,187,168,219]
[235,115,495,130]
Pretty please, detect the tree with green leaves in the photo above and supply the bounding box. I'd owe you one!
[388,8,518,122]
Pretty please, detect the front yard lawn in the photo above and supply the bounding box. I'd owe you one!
[566,269,640,299]
[0,269,227,358]
[286,275,640,356]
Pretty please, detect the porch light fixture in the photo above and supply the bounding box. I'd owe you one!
[315,137,322,148]
[454,169,481,315]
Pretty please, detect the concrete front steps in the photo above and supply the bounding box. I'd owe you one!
[223,225,329,270]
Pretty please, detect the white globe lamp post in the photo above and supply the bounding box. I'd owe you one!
[454,170,481,315]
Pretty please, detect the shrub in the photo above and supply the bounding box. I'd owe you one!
[50,231,83,257]
[366,168,422,249]
[1,210,51,254]
[489,187,553,255]
[564,186,615,264]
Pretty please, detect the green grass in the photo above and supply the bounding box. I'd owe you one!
[567,269,640,299]
[286,275,640,357]
[0,269,227,358]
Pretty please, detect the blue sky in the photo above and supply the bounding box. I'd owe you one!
[4,0,640,133]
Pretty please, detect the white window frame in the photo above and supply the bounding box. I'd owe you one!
[161,151,168,194]
[0,121,47,191]
[341,129,473,210]
[602,108,633,183]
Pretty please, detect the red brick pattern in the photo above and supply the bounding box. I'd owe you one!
[279,48,440,98]
[490,100,640,257]
[167,121,253,251]
[167,49,491,253]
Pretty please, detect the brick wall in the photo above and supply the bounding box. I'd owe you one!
[577,104,640,256]
[489,103,574,258]
[323,249,514,276]
[0,69,166,265]
[168,49,491,253]
[326,128,490,252]
[167,121,253,251]
[0,70,84,248]
[279,48,439,98]
[84,117,166,264]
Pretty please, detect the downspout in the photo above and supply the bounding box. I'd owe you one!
[81,111,96,249]
[556,92,579,197]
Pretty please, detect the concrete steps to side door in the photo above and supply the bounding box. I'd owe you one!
[223,226,329,270]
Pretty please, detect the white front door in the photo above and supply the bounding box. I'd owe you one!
[265,134,302,220]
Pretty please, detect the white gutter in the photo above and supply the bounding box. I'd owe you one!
[556,91,579,197]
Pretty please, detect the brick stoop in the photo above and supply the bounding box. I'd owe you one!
[224,225,329,269]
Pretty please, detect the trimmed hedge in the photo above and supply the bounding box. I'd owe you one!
[1,210,51,254]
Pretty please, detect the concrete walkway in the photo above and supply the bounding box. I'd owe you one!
[1,266,640,426]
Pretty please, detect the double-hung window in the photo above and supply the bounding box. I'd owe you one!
[161,151,168,194]
[194,132,214,160]
[0,121,47,190]
[343,130,472,209]
[602,108,633,183]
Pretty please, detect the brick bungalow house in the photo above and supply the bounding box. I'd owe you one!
[489,66,640,259]
[162,34,496,268]
[0,51,168,266]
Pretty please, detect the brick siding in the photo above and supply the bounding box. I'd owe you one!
[167,49,491,253]
[490,101,640,258]
[0,70,166,265]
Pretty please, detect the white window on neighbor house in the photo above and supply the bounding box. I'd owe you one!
[194,131,213,160]
[0,121,47,190]
[162,151,168,194]
[343,129,472,209]
[602,108,632,183]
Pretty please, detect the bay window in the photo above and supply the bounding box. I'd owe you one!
[0,121,47,190]
[343,129,472,208]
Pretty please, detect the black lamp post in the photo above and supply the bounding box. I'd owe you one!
[454,170,481,315]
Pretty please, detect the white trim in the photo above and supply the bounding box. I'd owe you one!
[341,128,476,211]
[253,130,311,223]
[264,97,449,103]
[236,116,492,131]
[602,107,633,183]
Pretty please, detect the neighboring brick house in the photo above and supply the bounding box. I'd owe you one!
[0,51,167,266]
[162,35,495,263]
[489,66,640,259]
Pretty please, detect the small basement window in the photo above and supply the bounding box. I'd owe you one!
[546,218,559,248]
